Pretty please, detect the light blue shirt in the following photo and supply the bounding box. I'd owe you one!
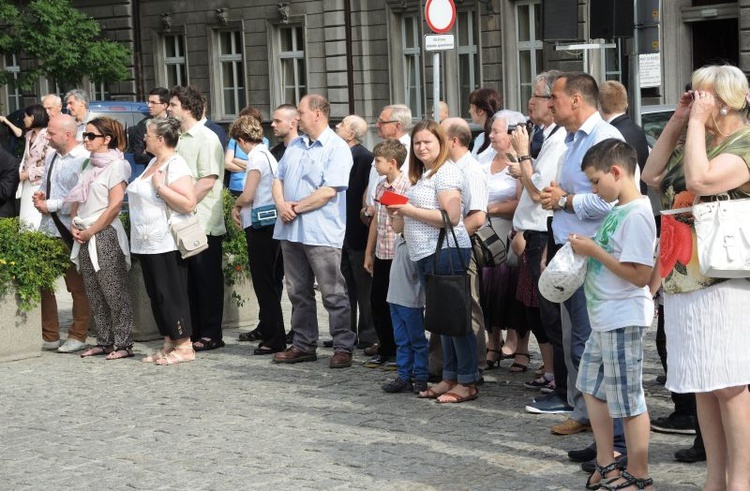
[552,112,624,245]
[273,127,353,247]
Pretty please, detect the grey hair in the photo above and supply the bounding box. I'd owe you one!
[491,110,527,132]
[64,88,89,106]
[387,104,412,132]
[42,94,62,107]
[145,116,182,147]
[345,115,368,142]
[533,70,563,97]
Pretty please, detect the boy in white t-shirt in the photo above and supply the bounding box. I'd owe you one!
[568,139,656,491]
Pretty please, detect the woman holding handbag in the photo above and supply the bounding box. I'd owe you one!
[388,119,478,403]
[68,117,134,360]
[126,116,197,365]
[642,64,750,490]
[229,115,286,355]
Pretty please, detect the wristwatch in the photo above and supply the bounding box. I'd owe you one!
[557,194,568,210]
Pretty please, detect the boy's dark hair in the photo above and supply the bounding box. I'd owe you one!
[373,138,407,168]
[581,138,637,175]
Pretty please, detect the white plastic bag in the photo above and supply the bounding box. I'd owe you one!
[538,242,588,303]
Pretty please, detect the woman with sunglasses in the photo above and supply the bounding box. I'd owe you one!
[68,117,134,360]
[127,117,197,365]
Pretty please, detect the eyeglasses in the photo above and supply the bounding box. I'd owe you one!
[532,94,552,99]
[147,100,166,105]
[82,132,105,141]
[376,119,399,125]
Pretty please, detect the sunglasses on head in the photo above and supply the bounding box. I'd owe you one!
[82,132,105,141]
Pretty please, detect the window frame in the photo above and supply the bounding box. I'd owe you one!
[456,9,480,118]
[267,18,309,109]
[3,53,22,113]
[401,13,423,119]
[152,28,190,90]
[515,0,544,107]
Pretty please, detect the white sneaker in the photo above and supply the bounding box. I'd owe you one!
[42,340,62,351]
[57,339,86,353]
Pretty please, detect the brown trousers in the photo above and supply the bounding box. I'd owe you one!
[41,263,91,342]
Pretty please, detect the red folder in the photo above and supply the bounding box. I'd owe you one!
[379,190,409,206]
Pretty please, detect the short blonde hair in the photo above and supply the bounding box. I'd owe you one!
[229,115,264,144]
[692,65,749,112]
[599,81,628,114]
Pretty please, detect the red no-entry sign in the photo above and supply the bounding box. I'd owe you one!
[425,0,456,34]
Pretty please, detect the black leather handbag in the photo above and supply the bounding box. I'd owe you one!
[424,210,472,337]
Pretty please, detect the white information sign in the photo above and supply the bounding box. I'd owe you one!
[425,34,455,51]
[639,53,661,88]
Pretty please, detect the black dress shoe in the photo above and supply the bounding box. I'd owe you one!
[674,446,706,463]
[568,444,597,463]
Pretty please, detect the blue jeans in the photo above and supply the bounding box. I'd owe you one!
[390,304,428,382]
[416,247,478,384]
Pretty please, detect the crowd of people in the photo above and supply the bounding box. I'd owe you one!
[1,63,749,490]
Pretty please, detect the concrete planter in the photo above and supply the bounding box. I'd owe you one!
[0,293,42,363]
[128,260,257,341]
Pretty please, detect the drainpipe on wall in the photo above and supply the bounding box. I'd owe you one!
[344,0,355,114]
[132,0,144,100]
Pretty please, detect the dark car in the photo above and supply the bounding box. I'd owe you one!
[87,101,149,179]
[640,104,674,147]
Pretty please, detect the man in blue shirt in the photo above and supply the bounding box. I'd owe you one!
[529,73,627,463]
[271,94,355,368]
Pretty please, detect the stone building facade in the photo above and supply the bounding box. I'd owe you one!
[2,0,749,128]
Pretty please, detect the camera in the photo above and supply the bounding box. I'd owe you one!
[507,120,534,135]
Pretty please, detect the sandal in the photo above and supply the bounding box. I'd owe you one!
[586,461,622,490]
[238,328,263,342]
[436,385,479,404]
[253,344,283,355]
[418,380,457,399]
[142,344,174,363]
[155,345,195,366]
[509,352,531,373]
[80,345,113,358]
[106,347,134,360]
[485,349,504,370]
[600,470,653,490]
[192,338,225,352]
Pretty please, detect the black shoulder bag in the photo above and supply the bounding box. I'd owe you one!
[424,210,472,337]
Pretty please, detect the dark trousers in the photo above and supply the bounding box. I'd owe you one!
[520,230,550,344]
[245,225,286,351]
[371,257,396,358]
[341,244,376,345]
[139,251,192,340]
[540,220,566,401]
[187,234,225,341]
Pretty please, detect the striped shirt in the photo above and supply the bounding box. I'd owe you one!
[374,171,411,260]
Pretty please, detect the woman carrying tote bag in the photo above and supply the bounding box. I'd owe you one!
[388,120,478,404]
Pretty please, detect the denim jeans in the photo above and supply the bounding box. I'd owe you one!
[416,247,479,384]
[390,304,428,382]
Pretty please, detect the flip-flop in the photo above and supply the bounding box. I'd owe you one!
[80,345,112,358]
[155,346,195,366]
[436,387,479,404]
[105,347,134,360]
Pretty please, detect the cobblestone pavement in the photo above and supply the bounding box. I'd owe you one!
[0,283,706,490]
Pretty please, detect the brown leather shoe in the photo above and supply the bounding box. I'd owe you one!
[272,347,317,364]
[363,343,380,357]
[551,417,591,435]
[329,351,352,368]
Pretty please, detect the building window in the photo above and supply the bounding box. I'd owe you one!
[278,25,307,105]
[164,34,188,87]
[402,14,423,117]
[604,40,623,81]
[4,53,22,113]
[456,10,479,117]
[516,0,543,105]
[89,81,109,101]
[215,30,246,118]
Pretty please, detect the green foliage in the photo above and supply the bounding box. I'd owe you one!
[0,218,71,312]
[0,0,131,89]
[222,189,250,306]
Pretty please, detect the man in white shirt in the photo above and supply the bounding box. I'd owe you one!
[34,115,91,353]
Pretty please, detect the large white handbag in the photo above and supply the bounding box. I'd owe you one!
[693,194,750,278]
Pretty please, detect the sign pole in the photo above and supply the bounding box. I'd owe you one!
[433,52,440,121]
